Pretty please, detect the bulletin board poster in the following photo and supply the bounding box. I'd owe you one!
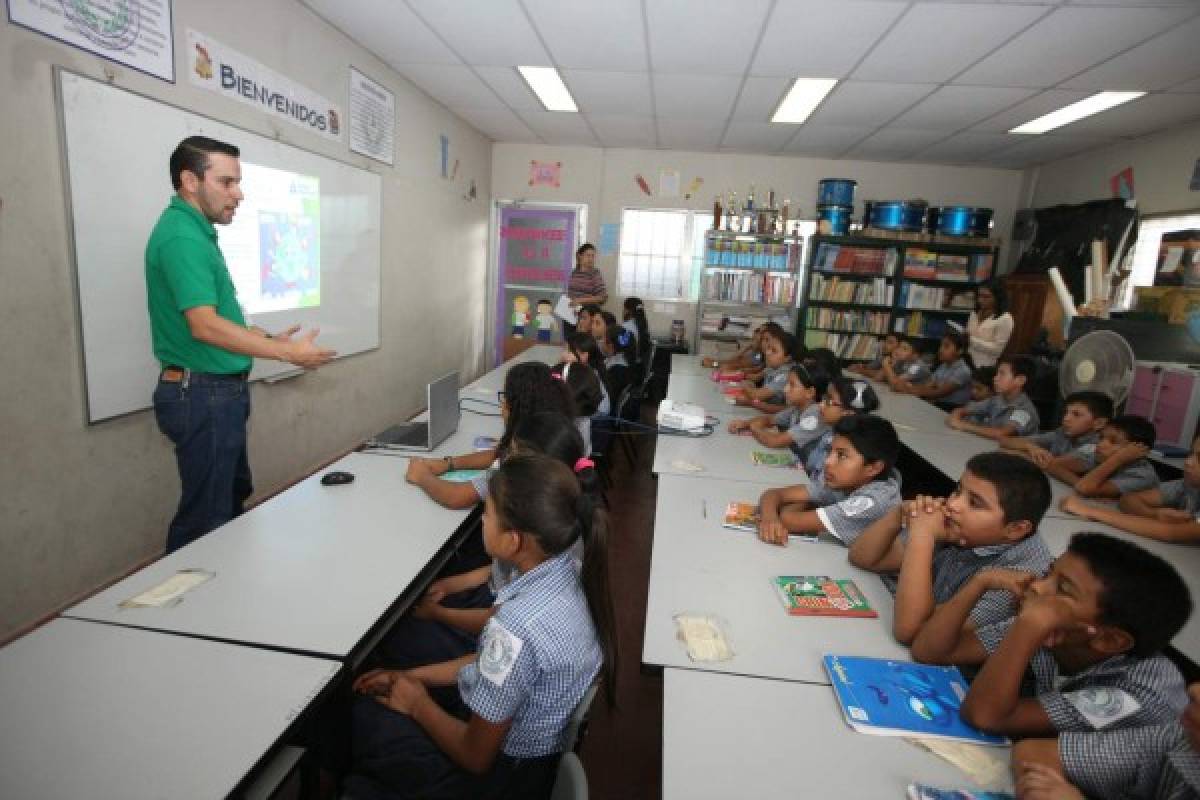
[495,207,577,365]
[7,0,175,82]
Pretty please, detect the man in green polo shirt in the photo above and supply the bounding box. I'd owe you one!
[146,135,334,553]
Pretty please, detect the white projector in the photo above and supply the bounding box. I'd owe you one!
[656,399,708,432]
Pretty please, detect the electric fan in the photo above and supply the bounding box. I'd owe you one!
[1058,330,1135,406]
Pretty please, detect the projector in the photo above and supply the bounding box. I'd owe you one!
[656,399,708,432]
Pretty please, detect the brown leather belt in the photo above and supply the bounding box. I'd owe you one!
[160,367,249,384]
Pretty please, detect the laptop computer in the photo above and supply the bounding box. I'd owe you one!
[370,371,461,451]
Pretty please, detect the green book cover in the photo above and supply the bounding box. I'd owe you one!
[752,450,798,468]
[773,576,877,618]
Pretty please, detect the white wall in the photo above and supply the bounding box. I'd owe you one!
[1031,120,1200,215]
[0,0,492,638]
[492,144,1025,335]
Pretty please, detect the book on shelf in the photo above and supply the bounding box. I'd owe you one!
[902,248,938,279]
[772,576,878,617]
[972,253,994,282]
[813,243,898,276]
[703,270,798,306]
[804,330,881,361]
[808,274,894,305]
[898,284,976,311]
[706,237,795,270]
[934,253,969,281]
[894,313,953,340]
[823,655,1009,746]
[806,307,890,334]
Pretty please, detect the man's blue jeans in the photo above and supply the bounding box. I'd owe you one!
[153,373,252,553]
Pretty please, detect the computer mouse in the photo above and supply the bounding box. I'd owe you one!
[321,470,355,486]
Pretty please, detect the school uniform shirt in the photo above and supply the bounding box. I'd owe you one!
[760,364,791,404]
[931,359,972,405]
[806,469,902,545]
[975,617,1188,734]
[772,404,828,459]
[804,429,835,483]
[620,318,639,343]
[1076,447,1160,494]
[894,358,931,385]
[458,550,602,759]
[469,465,499,503]
[1161,479,1200,520]
[1059,720,1200,800]
[595,369,611,416]
[1023,428,1100,457]
[962,392,1040,436]
[604,353,628,370]
[928,533,1052,628]
[574,417,592,456]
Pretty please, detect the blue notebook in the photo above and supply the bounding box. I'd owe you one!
[823,655,1007,746]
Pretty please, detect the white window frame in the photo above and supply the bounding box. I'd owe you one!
[1122,210,1200,307]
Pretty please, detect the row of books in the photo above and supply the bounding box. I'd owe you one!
[702,270,798,306]
[812,244,899,276]
[894,312,960,340]
[903,250,994,282]
[808,274,894,305]
[705,239,798,271]
[806,307,890,334]
[700,311,785,338]
[803,330,882,361]
[897,284,975,311]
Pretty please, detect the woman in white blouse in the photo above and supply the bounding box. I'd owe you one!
[966,282,1014,367]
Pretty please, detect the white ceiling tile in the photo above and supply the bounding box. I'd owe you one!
[562,71,653,115]
[957,6,1193,88]
[653,74,742,119]
[1050,92,1200,137]
[523,0,647,71]
[1065,0,1195,5]
[891,85,1038,129]
[720,122,796,152]
[585,115,657,148]
[847,129,950,160]
[517,111,600,146]
[407,0,551,66]
[854,3,1050,82]
[913,131,1020,163]
[731,76,792,122]
[781,125,874,158]
[302,0,460,65]
[806,82,937,127]
[396,64,506,110]
[451,107,539,142]
[645,0,773,75]
[657,118,727,150]
[751,0,906,78]
[1168,77,1200,93]
[1062,16,1200,91]
[475,66,542,112]
[970,89,1092,132]
[979,134,1113,168]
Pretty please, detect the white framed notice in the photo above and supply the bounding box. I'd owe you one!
[7,0,175,82]
[349,67,395,165]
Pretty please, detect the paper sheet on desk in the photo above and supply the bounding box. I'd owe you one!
[908,738,1010,787]
[119,569,214,609]
[674,613,734,661]
[554,295,577,325]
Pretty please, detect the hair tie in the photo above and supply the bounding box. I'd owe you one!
[574,457,594,473]
[552,371,565,382]
[851,381,868,410]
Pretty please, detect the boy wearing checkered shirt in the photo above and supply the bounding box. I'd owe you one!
[1011,683,1200,800]
[1062,433,1200,546]
[911,533,1191,749]
[849,451,1052,645]
[1001,390,1111,468]
[948,355,1041,440]
[756,415,901,546]
[1047,414,1160,499]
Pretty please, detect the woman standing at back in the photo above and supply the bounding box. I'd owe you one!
[563,243,607,339]
[966,281,1014,368]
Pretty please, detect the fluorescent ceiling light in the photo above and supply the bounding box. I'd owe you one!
[1009,91,1145,134]
[518,66,577,112]
[772,78,838,124]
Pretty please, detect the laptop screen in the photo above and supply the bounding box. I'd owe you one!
[426,371,461,449]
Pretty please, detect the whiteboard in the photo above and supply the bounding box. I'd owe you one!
[56,69,382,423]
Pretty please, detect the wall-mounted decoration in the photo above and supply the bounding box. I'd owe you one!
[9,0,175,82]
[1190,158,1200,191]
[599,223,620,256]
[684,176,705,200]
[464,178,477,202]
[529,160,562,187]
[1110,166,1134,200]
[348,67,394,165]
[635,173,652,196]
[440,134,450,178]
[659,168,680,197]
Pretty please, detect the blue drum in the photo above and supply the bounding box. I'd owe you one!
[936,206,993,237]
[817,179,857,207]
[817,204,853,236]
[870,200,925,232]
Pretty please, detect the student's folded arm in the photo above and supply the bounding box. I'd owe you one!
[1072,459,1124,498]
[847,507,905,571]
[751,427,793,448]
[435,606,499,636]
[959,621,1055,736]
[968,422,1020,442]
[1118,487,1165,516]
[450,450,497,470]
[998,436,1030,453]
[759,486,810,521]
[434,565,493,596]
[752,400,786,414]
[918,382,955,400]
[415,475,483,510]
[909,577,991,665]
[1011,737,1065,776]
[412,698,511,775]
[1071,503,1200,544]
[1043,458,1082,487]
[404,652,479,687]
[892,527,941,644]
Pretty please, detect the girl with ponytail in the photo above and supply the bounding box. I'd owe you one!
[349,452,616,798]
[622,296,650,366]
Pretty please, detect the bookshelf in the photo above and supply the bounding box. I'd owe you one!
[800,234,999,362]
[695,229,804,356]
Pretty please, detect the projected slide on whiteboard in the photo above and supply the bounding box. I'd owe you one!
[57,70,382,423]
[223,164,322,313]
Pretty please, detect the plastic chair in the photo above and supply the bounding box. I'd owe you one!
[550,753,588,800]
[561,683,599,753]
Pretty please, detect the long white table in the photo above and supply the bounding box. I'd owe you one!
[669,354,713,377]
[0,618,340,800]
[663,668,1011,799]
[643,475,910,684]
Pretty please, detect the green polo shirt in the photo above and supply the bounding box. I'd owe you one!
[145,195,252,374]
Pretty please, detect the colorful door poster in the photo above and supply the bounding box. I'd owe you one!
[495,207,578,365]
